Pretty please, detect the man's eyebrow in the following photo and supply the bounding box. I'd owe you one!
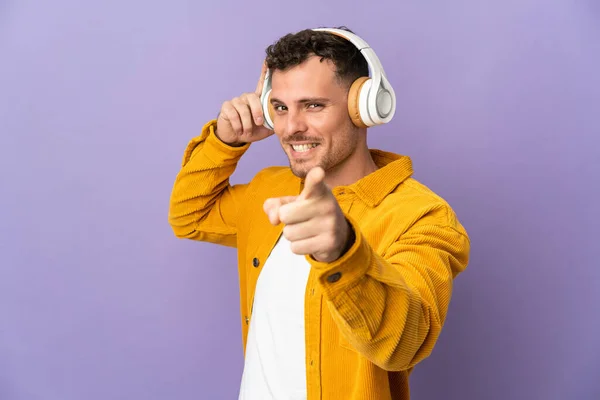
[270,97,331,104]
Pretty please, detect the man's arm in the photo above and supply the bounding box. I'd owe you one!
[310,205,470,371]
[168,63,273,246]
[168,119,250,247]
[264,167,470,371]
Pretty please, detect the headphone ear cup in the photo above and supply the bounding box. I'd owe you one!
[347,76,370,128]
[262,89,275,130]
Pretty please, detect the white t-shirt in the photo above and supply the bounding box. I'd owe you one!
[238,234,312,400]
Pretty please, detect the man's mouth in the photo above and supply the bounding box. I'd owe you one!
[291,143,319,153]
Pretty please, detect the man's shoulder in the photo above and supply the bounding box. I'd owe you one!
[383,177,463,229]
[249,165,296,185]
[243,165,300,200]
[397,177,446,202]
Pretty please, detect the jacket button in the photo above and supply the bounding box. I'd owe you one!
[252,258,259,267]
[327,272,342,283]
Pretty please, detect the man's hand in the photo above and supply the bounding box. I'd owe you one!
[263,167,355,263]
[215,62,274,146]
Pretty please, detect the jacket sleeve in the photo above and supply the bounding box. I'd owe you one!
[308,204,470,371]
[168,119,250,247]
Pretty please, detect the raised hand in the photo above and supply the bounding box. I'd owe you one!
[263,167,354,263]
[215,62,274,146]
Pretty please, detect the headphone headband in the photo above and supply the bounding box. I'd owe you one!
[311,27,391,105]
[311,27,385,74]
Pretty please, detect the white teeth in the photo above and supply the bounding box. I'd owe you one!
[292,143,318,152]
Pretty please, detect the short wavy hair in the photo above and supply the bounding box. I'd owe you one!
[264,26,369,87]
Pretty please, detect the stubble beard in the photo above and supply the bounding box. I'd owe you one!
[287,126,360,179]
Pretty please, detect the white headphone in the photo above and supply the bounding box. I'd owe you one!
[260,27,396,130]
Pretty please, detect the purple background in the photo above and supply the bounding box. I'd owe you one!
[1,1,598,399]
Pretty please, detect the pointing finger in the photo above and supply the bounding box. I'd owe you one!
[299,167,329,200]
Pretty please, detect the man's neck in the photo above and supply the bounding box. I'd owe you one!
[324,147,378,188]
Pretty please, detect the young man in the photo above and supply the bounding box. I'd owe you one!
[168,27,470,400]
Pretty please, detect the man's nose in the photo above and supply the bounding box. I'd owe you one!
[285,108,308,134]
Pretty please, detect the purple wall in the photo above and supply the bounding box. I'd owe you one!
[1,1,598,399]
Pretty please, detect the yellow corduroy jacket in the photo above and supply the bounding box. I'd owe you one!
[168,120,470,400]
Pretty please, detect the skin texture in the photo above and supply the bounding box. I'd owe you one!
[215,56,375,262]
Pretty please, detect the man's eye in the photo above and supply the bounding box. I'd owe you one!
[308,103,323,109]
[274,105,287,111]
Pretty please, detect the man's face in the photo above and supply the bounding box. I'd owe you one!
[269,55,360,179]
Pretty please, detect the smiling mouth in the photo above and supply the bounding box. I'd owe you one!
[291,143,319,153]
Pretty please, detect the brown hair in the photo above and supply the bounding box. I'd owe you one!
[264,26,369,87]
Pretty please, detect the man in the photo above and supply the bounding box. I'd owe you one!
[168,26,470,400]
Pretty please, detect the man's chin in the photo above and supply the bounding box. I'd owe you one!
[289,159,314,179]
[290,165,309,179]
